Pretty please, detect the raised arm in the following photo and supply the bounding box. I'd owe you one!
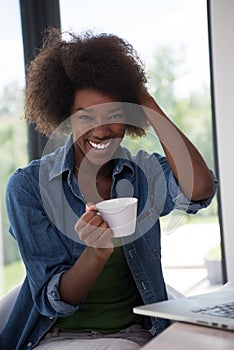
[140,89,215,201]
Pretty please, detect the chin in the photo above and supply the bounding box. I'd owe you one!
[86,155,111,166]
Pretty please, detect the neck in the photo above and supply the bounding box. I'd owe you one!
[74,159,113,184]
[73,143,114,184]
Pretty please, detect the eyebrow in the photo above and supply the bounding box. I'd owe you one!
[74,107,93,113]
[74,106,122,114]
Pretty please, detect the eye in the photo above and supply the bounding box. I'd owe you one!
[108,113,123,121]
[77,114,93,121]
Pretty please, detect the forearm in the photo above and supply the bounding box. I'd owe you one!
[141,94,215,201]
[160,124,215,201]
[59,246,113,305]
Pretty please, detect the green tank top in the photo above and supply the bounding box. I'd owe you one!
[54,245,143,333]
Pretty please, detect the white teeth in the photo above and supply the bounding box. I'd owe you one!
[88,140,111,150]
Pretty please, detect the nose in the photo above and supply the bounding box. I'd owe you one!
[92,123,110,138]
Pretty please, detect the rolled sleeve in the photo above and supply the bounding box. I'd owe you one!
[47,272,79,316]
[168,170,218,214]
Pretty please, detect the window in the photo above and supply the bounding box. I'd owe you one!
[0,0,27,296]
[60,0,221,295]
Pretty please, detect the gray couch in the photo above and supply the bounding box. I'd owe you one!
[0,284,21,333]
[0,283,182,334]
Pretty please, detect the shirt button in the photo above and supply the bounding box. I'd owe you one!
[27,342,32,347]
[141,281,147,290]
[49,316,53,319]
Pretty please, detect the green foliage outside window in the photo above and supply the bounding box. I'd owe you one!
[0,82,28,266]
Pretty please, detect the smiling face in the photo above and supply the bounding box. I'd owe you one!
[71,88,126,168]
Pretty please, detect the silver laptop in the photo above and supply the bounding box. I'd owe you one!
[133,289,234,331]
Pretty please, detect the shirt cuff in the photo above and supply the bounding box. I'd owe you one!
[168,170,218,214]
[47,272,79,316]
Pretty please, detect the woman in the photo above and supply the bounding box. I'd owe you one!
[0,28,217,350]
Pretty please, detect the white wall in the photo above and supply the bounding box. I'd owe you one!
[209,0,234,281]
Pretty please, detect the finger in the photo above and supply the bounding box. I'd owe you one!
[83,221,109,244]
[81,220,113,246]
[74,210,97,232]
[94,228,114,248]
[79,215,106,241]
[86,225,114,248]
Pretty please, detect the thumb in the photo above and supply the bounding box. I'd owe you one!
[86,202,96,212]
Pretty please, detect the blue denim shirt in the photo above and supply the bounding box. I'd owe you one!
[0,137,217,350]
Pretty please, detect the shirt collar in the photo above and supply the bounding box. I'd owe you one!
[112,146,135,177]
[49,135,135,181]
[49,135,74,181]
